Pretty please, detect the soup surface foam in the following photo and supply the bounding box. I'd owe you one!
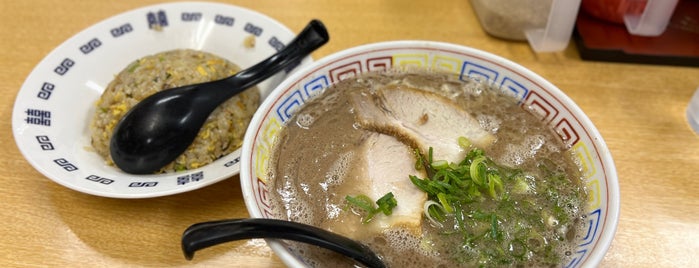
[268,69,588,267]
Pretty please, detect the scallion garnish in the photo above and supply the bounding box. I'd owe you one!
[345,192,398,224]
[410,143,582,266]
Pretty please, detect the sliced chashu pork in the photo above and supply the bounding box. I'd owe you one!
[325,133,427,239]
[350,85,495,164]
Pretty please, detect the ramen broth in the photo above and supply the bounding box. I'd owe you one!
[267,69,588,267]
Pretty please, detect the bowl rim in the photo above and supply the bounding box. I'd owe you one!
[240,40,620,267]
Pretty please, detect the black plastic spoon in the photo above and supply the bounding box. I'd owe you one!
[110,20,329,174]
[181,218,386,268]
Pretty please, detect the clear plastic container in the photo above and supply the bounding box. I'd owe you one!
[687,87,699,135]
[470,0,582,52]
[623,0,679,36]
[581,0,679,36]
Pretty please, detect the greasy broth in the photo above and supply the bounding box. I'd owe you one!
[267,69,588,267]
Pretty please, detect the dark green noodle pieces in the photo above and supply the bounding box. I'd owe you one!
[411,146,579,266]
[345,192,398,224]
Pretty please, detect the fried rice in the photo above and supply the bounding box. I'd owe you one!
[89,49,260,173]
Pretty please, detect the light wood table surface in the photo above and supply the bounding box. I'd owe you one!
[1,0,698,267]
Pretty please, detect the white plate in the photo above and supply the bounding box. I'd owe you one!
[12,2,313,198]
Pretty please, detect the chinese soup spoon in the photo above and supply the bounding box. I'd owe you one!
[181,218,386,268]
[110,20,328,174]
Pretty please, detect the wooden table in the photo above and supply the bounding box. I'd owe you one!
[1,0,697,267]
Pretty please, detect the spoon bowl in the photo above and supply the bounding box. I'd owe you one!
[110,20,329,174]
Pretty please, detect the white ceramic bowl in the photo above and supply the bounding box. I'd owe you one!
[241,41,619,267]
[11,2,313,198]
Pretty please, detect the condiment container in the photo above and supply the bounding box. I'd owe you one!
[688,87,699,135]
[470,0,582,52]
[623,0,679,36]
[581,0,679,36]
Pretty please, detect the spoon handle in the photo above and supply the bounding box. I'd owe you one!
[181,218,386,268]
[218,19,329,99]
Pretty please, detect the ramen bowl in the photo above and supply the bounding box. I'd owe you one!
[11,2,314,198]
[240,41,619,267]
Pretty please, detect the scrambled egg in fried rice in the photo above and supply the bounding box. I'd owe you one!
[89,49,260,173]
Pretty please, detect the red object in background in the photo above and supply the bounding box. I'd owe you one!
[581,0,648,24]
[575,0,699,66]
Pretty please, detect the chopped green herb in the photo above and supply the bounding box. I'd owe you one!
[127,62,140,73]
[458,136,472,149]
[410,146,584,266]
[345,192,398,224]
[345,194,375,213]
[376,192,398,216]
[174,164,187,172]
